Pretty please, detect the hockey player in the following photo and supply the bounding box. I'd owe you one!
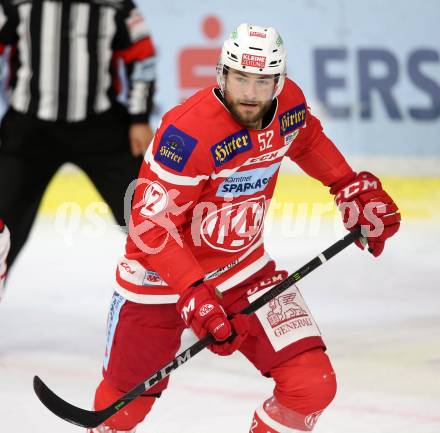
[0,219,10,298]
[88,24,400,433]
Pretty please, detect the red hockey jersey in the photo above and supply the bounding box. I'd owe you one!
[115,78,354,303]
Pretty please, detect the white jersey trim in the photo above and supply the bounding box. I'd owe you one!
[144,145,209,186]
[115,242,268,304]
[117,238,265,291]
[145,130,291,186]
[211,143,292,180]
[216,252,271,292]
[205,238,263,281]
[114,283,179,304]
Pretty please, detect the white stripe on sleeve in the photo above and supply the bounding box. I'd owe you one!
[144,144,209,186]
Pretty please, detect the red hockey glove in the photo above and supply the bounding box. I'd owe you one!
[209,314,250,356]
[331,172,401,257]
[176,281,249,356]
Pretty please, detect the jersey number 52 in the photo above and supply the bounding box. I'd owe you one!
[258,130,274,151]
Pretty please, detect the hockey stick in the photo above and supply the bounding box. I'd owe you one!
[33,228,363,428]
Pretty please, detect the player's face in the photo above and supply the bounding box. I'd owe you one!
[223,69,276,130]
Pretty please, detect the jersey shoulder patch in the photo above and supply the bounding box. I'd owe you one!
[278,103,307,136]
[154,124,198,172]
[277,79,307,136]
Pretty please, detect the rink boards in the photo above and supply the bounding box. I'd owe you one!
[37,166,440,221]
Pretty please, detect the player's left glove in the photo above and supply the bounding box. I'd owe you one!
[331,172,401,257]
[176,280,249,356]
[209,314,250,356]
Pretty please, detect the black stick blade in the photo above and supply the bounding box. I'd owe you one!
[33,376,112,428]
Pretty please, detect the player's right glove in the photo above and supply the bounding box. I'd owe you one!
[176,280,249,356]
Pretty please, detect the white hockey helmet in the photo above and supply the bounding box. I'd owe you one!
[217,23,287,98]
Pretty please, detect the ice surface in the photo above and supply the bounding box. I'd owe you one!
[0,217,439,432]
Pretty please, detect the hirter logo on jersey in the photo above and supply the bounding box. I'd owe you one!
[211,129,252,166]
[155,125,198,172]
[241,53,266,69]
[200,196,266,252]
[279,104,306,136]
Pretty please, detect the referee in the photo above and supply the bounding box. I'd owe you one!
[0,0,156,271]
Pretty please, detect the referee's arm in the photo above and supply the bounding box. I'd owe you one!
[114,0,157,156]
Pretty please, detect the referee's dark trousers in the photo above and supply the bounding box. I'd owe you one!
[0,105,142,269]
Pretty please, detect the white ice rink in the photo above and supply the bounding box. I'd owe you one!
[0,217,439,433]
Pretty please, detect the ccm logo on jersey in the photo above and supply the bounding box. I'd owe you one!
[154,125,198,172]
[119,262,136,275]
[211,129,253,166]
[243,145,291,166]
[279,104,306,136]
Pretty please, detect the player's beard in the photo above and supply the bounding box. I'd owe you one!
[224,93,272,130]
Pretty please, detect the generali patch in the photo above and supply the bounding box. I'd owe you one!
[248,284,321,352]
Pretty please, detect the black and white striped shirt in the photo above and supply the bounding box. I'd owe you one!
[0,0,156,123]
